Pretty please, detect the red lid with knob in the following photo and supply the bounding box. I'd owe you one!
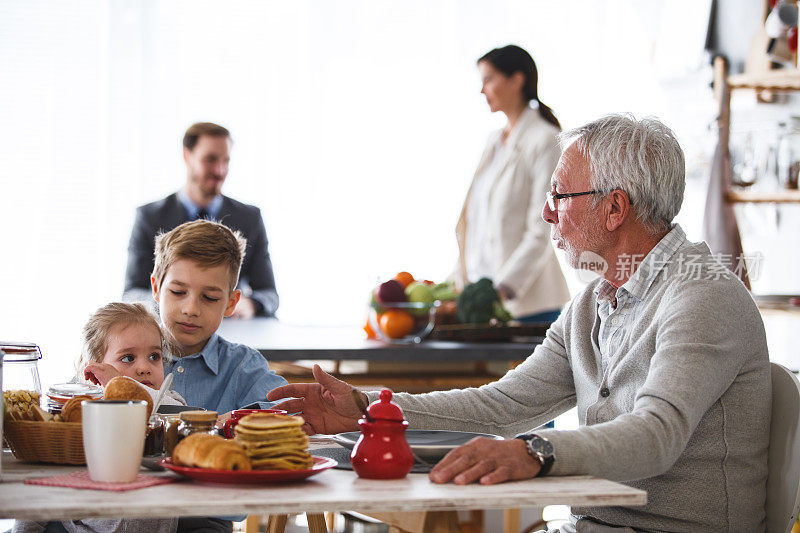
[366,389,405,421]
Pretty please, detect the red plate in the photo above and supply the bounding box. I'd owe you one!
[159,456,337,484]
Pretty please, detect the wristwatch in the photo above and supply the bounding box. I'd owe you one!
[516,433,555,476]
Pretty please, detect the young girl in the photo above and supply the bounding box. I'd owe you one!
[13,303,182,533]
[80,302,183,405]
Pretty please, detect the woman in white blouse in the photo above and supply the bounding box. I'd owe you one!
[455,45,570,322]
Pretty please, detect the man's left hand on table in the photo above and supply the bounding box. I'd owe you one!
[429,437,540,485]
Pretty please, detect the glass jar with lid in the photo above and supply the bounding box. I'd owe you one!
[45,382,104,414]
[1,342,43,410]
[171,410,219,454]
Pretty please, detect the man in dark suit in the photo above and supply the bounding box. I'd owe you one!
[123,122,278,318]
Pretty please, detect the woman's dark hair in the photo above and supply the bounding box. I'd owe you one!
[478,45,560,130]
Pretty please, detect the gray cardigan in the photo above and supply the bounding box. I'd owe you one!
[375,230,770,531]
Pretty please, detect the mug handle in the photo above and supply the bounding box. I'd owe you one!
[221,418,236,439]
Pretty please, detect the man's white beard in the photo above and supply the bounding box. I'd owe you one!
[552,228,582,268]
[552,226,606,271]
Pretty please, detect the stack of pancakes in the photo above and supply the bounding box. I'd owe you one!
[233,413,314,470]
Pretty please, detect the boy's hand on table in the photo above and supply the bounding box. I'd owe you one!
[83,363,121,386]
[429,437,540,485]
[266,364,362,435]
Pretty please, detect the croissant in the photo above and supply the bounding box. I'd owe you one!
[172,433,252,471]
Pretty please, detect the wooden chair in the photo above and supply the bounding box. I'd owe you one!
[766,363,800,533]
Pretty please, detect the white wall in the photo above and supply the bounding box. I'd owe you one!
[1,0,716,390]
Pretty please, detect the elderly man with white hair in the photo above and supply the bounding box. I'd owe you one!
[268,114,771,532]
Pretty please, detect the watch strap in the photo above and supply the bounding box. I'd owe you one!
[515,433,555,476]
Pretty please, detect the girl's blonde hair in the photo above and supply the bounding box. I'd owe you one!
[78,302,167,371]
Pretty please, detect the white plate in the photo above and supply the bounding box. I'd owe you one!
[332,429,503,462]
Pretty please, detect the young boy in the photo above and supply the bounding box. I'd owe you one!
[150,220,287,532]
[150,219,287,415]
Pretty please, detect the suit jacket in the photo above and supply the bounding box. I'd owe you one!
[123,192,278,317]
[455,107,570,317]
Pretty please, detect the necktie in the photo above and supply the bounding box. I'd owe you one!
[197,208,208,221]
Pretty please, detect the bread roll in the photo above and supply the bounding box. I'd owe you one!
[103,376,153,418]
[172,433,252,471]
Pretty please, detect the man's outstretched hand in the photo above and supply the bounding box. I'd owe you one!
[266,364,363,435]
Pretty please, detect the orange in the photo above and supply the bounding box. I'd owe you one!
[394,271,415,288]
[363,317,377,339]
[379,309,415,339]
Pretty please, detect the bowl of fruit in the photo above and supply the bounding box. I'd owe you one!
[367,273,445,344]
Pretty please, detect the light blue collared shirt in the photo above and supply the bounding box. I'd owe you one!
[164,333,287,413]
[177,189,224,220]
[593,224,686,372]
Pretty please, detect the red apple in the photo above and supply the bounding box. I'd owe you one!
[376,279,407,304]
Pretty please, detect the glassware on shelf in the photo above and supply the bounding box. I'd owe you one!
[777,117,800,189]
[731,132,758,188]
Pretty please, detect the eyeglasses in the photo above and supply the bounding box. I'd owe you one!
[545,189,633,211]
[546,189,600,211]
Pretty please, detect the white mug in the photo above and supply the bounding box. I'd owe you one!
[82,400,148,483]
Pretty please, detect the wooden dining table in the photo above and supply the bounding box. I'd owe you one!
[0,450,646,533]
[218,319,545,393]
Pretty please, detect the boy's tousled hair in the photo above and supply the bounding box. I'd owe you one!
[79,302,165,371]
[152,219,246,292]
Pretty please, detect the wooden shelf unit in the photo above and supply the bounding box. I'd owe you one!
[710,58,800,290]
[717,62,800,205]
[726,190,800,203]
[728,70,800,92]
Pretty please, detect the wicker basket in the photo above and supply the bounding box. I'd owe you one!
[4,420,86,465]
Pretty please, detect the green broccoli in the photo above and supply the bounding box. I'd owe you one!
[492,300,513,323]
[456,278,513,324]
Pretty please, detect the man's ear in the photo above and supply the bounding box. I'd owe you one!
[224,289,242,318]
[605,190,631,232]
[151,276,160,302]
[182,147,191,165]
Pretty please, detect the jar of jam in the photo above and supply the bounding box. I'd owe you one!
[171,411,218,455]
[143,417,166,456]
[163,414,183,456]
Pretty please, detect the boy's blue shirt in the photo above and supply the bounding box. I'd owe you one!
[164,333,287,412]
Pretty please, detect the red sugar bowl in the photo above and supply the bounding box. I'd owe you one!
[350,389,414,479]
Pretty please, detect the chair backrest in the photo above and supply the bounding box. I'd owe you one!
[766,362,800,533]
